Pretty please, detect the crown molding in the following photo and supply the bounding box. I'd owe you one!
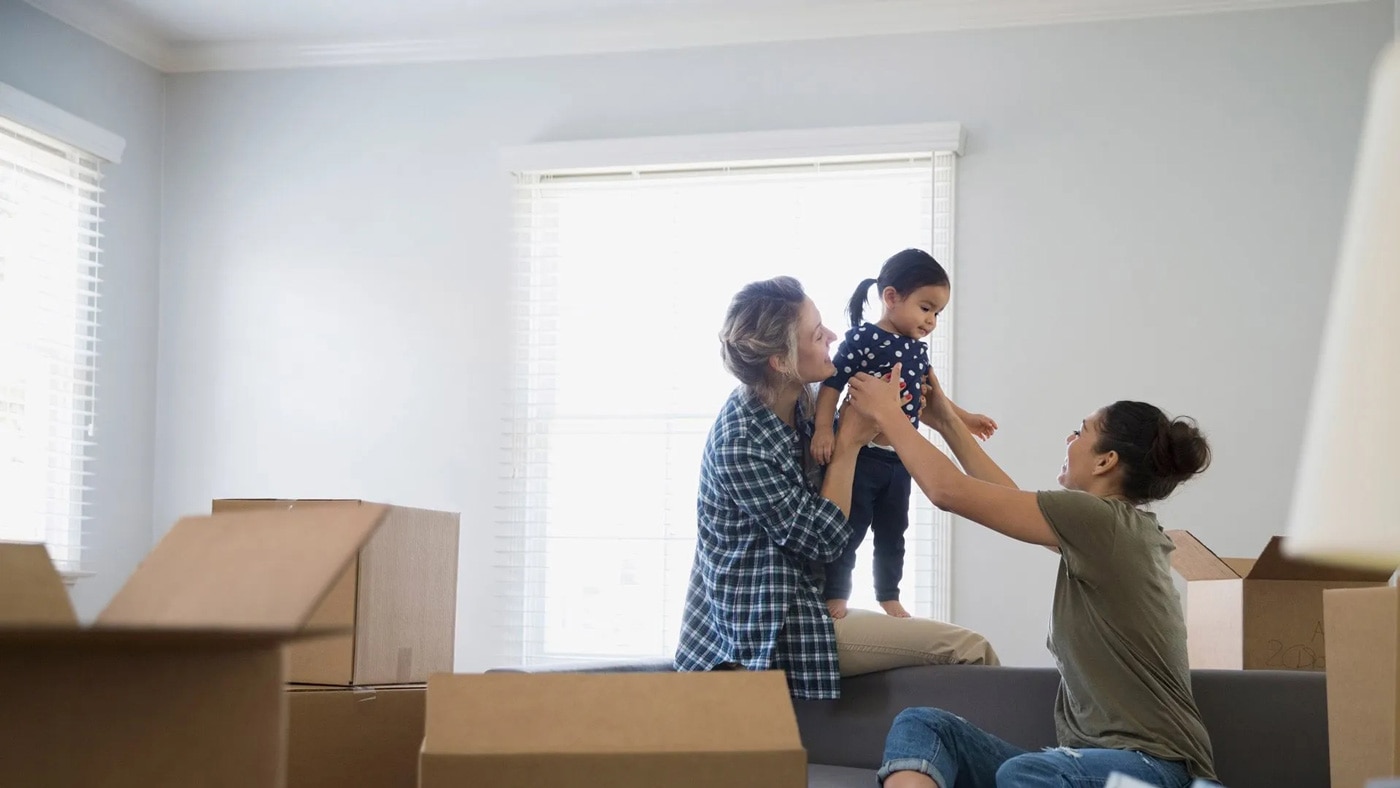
[23,0,173,71]
[28,0,1370,74]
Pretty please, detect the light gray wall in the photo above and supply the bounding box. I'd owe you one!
[152,0,1392,670]
[0,0,164,620]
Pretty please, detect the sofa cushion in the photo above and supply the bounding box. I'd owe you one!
[792,665,1060,769]
[807,764,871,788]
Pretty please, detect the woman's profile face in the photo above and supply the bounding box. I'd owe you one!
[1059,409,1105,491]
[793,298,838,384]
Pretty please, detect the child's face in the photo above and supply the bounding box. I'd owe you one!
[883,284,949,339]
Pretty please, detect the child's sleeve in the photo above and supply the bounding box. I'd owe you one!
[821,327,868,391]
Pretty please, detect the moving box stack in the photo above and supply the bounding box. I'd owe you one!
[0,499,807,787]
[0,504,391,787]
[212,498,461,788]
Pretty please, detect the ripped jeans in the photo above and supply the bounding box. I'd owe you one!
[878,707,1192,788]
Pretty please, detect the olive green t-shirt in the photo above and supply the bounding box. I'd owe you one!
[1037,489,1217,780]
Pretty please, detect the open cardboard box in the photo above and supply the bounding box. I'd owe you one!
[0,504,388,787]
[419,670,807,788]
[1168,530,1391,670]
[212,498,459,685]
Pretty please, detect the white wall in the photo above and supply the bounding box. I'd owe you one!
[156,0,1395,670]
[0,0,164,619]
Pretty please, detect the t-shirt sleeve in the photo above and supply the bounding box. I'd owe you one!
[1036,489,1123,585]
[822,327,868,390]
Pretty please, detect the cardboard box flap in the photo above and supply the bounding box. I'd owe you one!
[96,504,388,631]
[212,499,366,513]
[423,671,802,756]
[0,542,78,626]
[1248,536,1394,582]
[1167,530,1240,580]
[0,627,297,649]
[1221,558,1256,577]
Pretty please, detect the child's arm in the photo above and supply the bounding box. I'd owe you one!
[912,344,997,441]
[953,402,998,441]
[811,385,840,464]
[813,327,865,464]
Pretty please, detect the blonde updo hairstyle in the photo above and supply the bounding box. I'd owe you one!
[719,276,811,410]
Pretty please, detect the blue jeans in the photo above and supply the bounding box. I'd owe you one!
[879,708,1194,788]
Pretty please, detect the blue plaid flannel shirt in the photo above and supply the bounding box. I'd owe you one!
[675,387,852,699]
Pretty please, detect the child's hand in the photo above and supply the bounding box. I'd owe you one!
[960,411,999,441]
[811,429,835,465]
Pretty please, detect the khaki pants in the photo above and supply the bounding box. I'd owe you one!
[833,608,1000,676]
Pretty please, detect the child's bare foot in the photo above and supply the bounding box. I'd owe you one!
[880,600,912,618]
[826,599,849,619]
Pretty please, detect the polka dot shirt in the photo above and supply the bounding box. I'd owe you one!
[821,323,931,427]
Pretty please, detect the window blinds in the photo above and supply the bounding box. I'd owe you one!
[499,152,957,666]
[0,114,104,571]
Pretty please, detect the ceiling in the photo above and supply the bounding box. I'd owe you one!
[23,0,1369,73]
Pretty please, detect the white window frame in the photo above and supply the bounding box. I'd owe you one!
[0,85,125,165]
[498,122,965,666]
[0,83,123,577]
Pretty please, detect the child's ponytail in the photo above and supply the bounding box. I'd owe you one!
[846,278,879,327]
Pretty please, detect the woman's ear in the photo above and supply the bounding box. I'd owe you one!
[768,355,786,376]
[1092,450,1120,477]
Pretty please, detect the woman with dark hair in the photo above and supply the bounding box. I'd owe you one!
[846,368,1216,787]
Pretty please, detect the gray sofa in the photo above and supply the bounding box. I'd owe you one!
[495,660,1329,788]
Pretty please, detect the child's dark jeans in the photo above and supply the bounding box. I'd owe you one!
[824,446,911,602]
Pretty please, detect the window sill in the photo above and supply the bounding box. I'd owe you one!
[59,570,95,589]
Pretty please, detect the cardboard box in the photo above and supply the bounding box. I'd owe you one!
[1323,586,1399,788]
[1168,530,1391,670]
[0,505,387,788]
[287,684,426,788]
[213,498,460,685]
[419,671,806,788]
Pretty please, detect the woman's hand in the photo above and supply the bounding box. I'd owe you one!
[835,399,879,447]
[836,367,911,448]
[846,363,910,433]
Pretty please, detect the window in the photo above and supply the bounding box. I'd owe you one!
[0,94,113,572]
[500,148,959,666]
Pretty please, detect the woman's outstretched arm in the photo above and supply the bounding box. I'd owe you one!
[850,367,1058,548]
[916,372,1018,490]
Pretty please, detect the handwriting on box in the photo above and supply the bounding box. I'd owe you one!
[1259,620,1325,670]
